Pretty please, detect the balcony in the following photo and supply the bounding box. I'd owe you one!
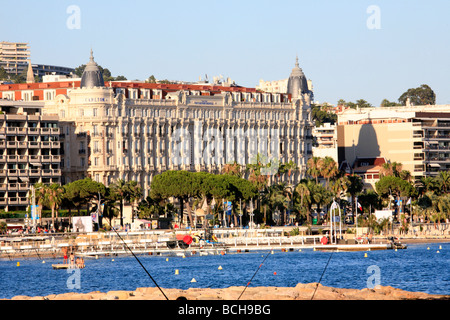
[41,141,51,148]
[40,128,51,134]
[17,127,27,135]
[29,155,40,162]
[17,141,27,148]
[28,127,39,134]
[0,155,5,162]
[51,128,60,134]
[0,141,4,148]
[41,155,52,162]
[28,141,40,148]
[7,141,17,148]
[79,149,86,155]
[0,169,6,176]
[6,127,17,134]
[51,141,60,148]
[18,183,28,191]
[7,155,17,162]
[52,155,61,162]
[8,183,18,191]
[42,169,53,176]
[17,155,27,162]
[7,169,18,176]
[29,169,40,176]
[0,183,7,191]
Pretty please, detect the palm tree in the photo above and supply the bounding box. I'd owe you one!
[346,174,364,217]
[294,182,310,222]
[222,161,242,177]
[380,161,403,177]
[46,183,64,230]
[110,179,142,227]
[31,183,47,222]
[268,183,291,225]
[320,156,339,188]
[110,179,127,227]
[307,157,323,184]
[437,171,450,193]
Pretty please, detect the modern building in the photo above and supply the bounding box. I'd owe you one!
[312,122,338,162]
[0,100,61,212]
[0,42,30,75]
[337,105,450,183]
[0,41,75,79]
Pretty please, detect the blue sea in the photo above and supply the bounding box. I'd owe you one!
[0,243,448,299]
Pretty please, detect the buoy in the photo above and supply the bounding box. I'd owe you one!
[427,247,430,250]
[437,250,440,253]
[218,265,223,270]
[313,248,316,251]
[42,260,45,264]
[271,250,274,254]
[182,254,186,259]
[299,249,302,252]
[273,272,277,275]
[439,245,442,250]
[95,255,98,259]
[16,262,20,267]
[166,258,169,262]
[191,278,197,283]
[395,248,397,252]
[175,269,179,275]
[364,253,368,258]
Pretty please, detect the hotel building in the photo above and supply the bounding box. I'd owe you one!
[1,51,314,199]
[337,105,450,183]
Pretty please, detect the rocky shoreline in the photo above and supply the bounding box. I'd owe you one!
[6,283,450,300]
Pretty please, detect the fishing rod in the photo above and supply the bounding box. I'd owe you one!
[237,249,272,300]
[311,251,333,300]
[112,227,169,300]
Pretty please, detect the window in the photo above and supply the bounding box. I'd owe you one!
[93,108,98,117]
[94,157,99,166]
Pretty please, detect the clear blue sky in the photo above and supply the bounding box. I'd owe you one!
[1,0,449,106]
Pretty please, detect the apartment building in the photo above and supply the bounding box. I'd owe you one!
[337,105,450,182]
[0,100,61,212]
[312,122,338,162]
[0,42,30,75]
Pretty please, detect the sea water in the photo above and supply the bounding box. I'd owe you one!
[0,243,448,299]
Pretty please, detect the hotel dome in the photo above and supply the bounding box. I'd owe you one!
[80,49,105,88]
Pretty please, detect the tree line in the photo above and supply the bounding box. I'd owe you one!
[30,156,450,234]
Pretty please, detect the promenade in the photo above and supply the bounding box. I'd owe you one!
[1,225,449,260]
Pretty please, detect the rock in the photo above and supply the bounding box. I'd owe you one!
[105,290,132,300]
[7,283,450,300]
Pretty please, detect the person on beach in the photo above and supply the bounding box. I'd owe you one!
[69,252,75,267]
[62,247,68,264]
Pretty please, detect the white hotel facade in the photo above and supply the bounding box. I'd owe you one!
[8,52,314,197]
